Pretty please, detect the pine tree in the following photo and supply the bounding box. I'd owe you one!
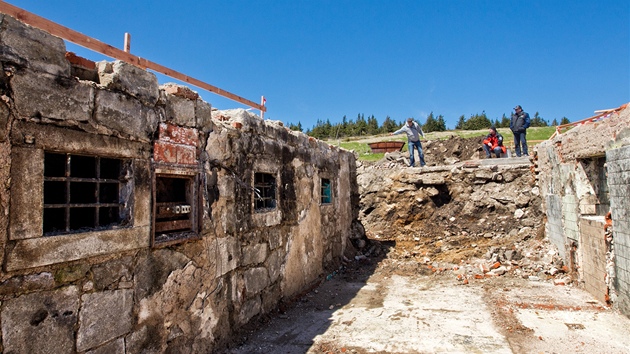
[560,117,570,125]
[423,112,438,132]
[436,115,447,131]
[462,112,492,130]
[530,112,548,127]
[499,114,510,128]
[367,115,379,135]
[380,116,397,133]
[455,115,466,130]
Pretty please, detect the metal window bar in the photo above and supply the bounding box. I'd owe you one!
[321,178,332,204]
[254,173,276,210]
[43,153,123,235]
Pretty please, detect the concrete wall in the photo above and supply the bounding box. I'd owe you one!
[607,144,630,315]
[0,15,361,353]
[537,103,630,316]
[579,216,607,304]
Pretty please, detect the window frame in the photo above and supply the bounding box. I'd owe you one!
[253,172,277,212]
[7,121,150,271]
[151,164,202,248]
[42,152,132,236]
[320,177,332,205]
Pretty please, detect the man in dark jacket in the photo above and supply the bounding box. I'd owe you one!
[482,127,506,158]
[510,105,531,156]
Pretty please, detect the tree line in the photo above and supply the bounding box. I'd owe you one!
[289,112,570,140]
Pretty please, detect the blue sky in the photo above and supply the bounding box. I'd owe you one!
[12,0,630,130]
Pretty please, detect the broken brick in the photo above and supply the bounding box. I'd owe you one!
[159,123,199,146]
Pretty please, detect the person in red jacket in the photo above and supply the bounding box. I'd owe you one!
[482,126,506,158]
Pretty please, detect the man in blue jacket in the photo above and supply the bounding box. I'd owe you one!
[391,117,426,167]
[510,105,531,157]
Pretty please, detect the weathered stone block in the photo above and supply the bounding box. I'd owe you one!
[86,338,125,354]
[238,296,261,325]
[92,256,134,290]
[1,286,79,354]
[134,249,190,300]
[164,91,196,127]
[11,70,93,121]
[0,14,70,75]
[0,272,55,296]
[125,325,163,354]
[196,99,213,132]
[242,243,268,266]
[215,237,239,276]
[97,60,159,106]
[0,101,10,142]
[162,83,198,100]
[94,89,157,141]
[265,249,283,283]
[9,146,43,239]
[77,289,134,352]
[6,226,150,271]
[54,264,91,284]
[244,267,270,297]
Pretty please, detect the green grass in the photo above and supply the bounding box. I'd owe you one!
[327,127,557,161]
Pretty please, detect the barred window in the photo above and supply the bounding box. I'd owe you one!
[321,178,332,204]
[254,172,276,211]
[43,152,131,236]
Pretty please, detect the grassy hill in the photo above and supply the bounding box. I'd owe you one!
[327,126,557,161]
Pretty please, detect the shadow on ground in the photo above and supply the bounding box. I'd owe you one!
[219,240,396,353]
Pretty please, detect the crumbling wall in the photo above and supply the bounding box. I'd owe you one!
[536,104,630,316]
[0,14,360,353]
[357,160,544,264]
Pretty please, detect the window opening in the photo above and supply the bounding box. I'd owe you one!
[153,170,200,246]
[43,152,129,235]
[321,178,332,204]
[254,172,276,211]
[579,157,609,216]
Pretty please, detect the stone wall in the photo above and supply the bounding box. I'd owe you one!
[607,144,630,315]
[536,104,630,316]
[0,15,361,353]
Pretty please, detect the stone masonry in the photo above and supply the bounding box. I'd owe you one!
[0,15,362,353]
[536,104,630,316]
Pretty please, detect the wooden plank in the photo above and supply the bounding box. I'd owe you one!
[155,219,192,232]
[0,1,266,112]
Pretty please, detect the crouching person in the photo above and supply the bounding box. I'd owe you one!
[482,127,506,158]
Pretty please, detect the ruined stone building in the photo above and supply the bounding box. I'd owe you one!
[536,104,630,316]
[0,15,361,353]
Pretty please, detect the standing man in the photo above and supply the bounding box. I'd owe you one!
[391,117,426,167]
[510,105,531,157]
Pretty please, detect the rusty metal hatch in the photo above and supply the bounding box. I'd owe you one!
[151,165,201,247]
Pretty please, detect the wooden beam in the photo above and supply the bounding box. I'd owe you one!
[0,1,266,112]
[124,32,131,53]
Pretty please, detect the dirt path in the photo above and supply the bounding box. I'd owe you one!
[222,254,630,354]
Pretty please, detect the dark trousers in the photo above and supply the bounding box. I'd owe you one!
[513,131,528,156]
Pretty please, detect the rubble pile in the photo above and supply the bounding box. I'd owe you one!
[355,135,577,286]
[369,135,485,169]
